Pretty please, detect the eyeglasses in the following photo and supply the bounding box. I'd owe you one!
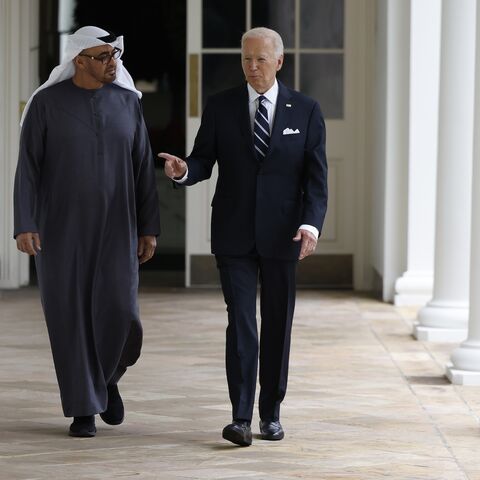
[78,47,122,65]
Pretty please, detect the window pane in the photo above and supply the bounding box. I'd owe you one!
[203,54,243,108]
[300,0,344,48]
[203,0,246,48]
[251,0,295,48]
[277,53,294,89]
[300,53,343,118]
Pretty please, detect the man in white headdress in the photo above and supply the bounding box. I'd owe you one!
[14,26,160,437]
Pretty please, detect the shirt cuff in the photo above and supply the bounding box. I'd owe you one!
[298,224,319,239]
[172,167,189,183]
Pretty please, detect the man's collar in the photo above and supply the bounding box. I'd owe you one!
[247,79,278,104]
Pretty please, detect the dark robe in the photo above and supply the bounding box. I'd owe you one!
[13,79,160,417]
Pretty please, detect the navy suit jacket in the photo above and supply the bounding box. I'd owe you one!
[183,81,328,260]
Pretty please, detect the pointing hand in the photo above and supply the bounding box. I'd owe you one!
[158,152,187,180]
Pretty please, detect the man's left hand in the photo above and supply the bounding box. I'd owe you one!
[293,229,317,260]
[138,236,157,264]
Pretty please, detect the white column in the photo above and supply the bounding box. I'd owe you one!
[394,0,440,307]
[446,0,480,385]
[414,0,475,342]
[373,0,410,302]
[0,0,23,289]
[0,0,38,289]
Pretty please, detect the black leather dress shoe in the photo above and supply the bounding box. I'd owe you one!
[259,420,284,440]
[222,421,252,446]
[100,384,124,425]
[69,415,96,437]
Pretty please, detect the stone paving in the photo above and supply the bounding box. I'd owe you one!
[1,287,479,479]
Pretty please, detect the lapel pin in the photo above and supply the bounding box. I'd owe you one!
[286,103,292,107]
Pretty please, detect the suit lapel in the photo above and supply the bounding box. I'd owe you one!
[268,81,293,157]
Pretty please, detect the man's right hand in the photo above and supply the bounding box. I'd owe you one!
[16,232,41,256]
[158,152,187,180]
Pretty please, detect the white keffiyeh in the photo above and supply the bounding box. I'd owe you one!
[20,26,141,125]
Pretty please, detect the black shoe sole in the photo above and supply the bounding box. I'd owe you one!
[222,428,252,446]
[99,413,124,425]
[260,431,284,441]
[69,428,96,438]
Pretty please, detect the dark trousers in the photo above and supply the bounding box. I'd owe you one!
[216,252,297,422]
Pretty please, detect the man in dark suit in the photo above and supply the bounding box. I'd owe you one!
[159,27,327,446]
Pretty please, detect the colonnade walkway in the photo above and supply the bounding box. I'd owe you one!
[1,287,480,479]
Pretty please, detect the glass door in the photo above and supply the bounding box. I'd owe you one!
[185,0,370,288]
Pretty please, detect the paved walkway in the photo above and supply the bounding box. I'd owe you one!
[1,287,479,479]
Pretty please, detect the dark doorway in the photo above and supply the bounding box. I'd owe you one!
[38,0,187,286]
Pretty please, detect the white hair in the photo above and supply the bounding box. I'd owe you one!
[241,27,284,58]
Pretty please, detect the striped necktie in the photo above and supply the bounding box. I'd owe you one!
[254,95,270,159]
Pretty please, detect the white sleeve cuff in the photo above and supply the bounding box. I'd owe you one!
[298,224,319,239]
[172,167,189,183]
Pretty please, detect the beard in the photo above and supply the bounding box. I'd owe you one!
[102,68,117,83]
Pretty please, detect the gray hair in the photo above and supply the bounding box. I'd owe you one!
[241,27,284,58]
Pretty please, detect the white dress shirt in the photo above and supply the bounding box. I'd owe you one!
[247,80,278,132]
[174,79,319,240]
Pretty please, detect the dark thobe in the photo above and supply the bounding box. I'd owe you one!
[13,79,160,417]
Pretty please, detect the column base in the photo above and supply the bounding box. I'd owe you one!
[0,279,23,289]
[413,324,467,342]
[446,363,480,385]
[394,272,433,306]
[416,302,469,329]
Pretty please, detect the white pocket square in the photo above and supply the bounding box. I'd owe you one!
[283,128,300,135]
